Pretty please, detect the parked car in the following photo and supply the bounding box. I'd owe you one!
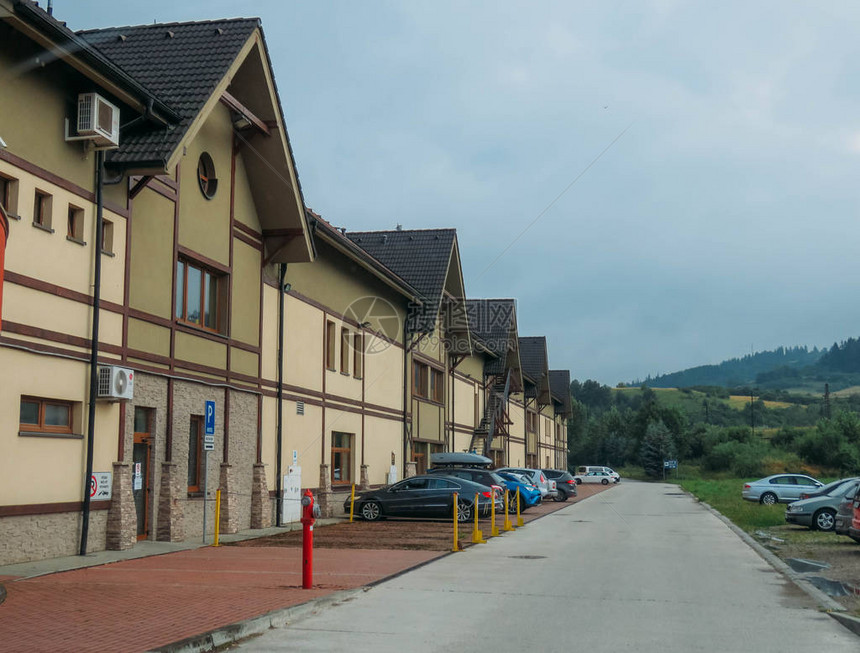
[542,469,578,500]
[573,470,619,485]
[497,471,542,511]
[785,479,860,531]
[344,474,502,522]
[426,466,508,496]
[741,474,823,505]
[836,483,860,541]
[798,477,859,500]
[497,467,557,499]
[576,465,619,477]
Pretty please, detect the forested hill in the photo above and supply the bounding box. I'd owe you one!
[818,338,860,372]
[637,346,822,388]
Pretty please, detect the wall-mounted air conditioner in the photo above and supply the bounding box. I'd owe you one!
[97,365,134,401]
[76,93,120,147]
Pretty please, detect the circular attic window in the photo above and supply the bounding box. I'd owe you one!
[197,152,218,199]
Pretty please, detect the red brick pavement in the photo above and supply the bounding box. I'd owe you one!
[0,547,443,653]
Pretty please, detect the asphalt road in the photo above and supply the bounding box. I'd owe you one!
[239,481,858,652]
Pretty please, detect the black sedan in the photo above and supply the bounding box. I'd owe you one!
[344,474,502,522]
[542,469,579,501]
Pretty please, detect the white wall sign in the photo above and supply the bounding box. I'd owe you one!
[282,465,302,523]
[90,472,112,500]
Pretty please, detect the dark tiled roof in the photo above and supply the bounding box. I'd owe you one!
[519,336,549,383]
[78,18,260,166]
[549,370,572,416]
[346,229,456,332]
[467,299,516,375]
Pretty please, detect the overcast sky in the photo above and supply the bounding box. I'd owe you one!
[65,1,860,385]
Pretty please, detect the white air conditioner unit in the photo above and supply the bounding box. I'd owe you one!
[77,93,120,147]
[97,365,134,401]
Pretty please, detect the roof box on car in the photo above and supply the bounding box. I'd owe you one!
[429,452,492,467]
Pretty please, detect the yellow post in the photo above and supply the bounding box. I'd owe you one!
[452,492,462,552]
[471,492,486,544]
[490,490,500,537]
[213,489,221,547]
[503,490,515,531]
[516,487,524,527]
[349,484,356,523]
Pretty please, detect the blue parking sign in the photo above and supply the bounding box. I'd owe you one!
[205,400,216,435]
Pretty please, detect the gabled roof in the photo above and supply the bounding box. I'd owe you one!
[346,229,462,333]
[78,18,259,168]
[466,299,523,388]
[519,336,551,404]
[308,213,421,302]
[549,370,572,417]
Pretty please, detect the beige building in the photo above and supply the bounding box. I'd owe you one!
[0,3,572,565]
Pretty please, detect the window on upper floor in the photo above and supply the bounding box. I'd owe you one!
[526,410,537,433]
[33,190,53,231]
[413,361,429,399]
[175,258,224,332]
[101,218,114,255]
[67,205,84,243]
[430,368,443,403]
[325,320,336,370]
[0,174,19,218]
[340,326,350,374]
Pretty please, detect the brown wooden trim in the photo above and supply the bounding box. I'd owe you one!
[177,245,231,275]
[0,500,111,517]
[118,401,126,461]
[128,175,153,200]
[412,351,445,370]
[220,91,271,136]
[256,393,263,463]
[166,378,174,461]
[138,179,177,202]
[2,320,123,356]
[5,270,125,315]
[233,220,262,240]
[262,228,304,238]
[0,149,129,219]
[234,230,263,251]
[170,162,180,371]
[156,174,179,191]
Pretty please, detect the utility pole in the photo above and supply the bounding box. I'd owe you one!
[750,388,755,437]
[824,383,832,420]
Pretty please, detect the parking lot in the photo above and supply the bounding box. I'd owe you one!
[232,482,614,552]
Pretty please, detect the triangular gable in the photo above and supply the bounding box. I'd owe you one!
[519,336,551,405]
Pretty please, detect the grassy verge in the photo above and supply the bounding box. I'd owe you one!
[678,478,787,530]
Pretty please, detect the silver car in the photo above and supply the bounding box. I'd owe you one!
[785,479,860,531]
[741,474,822,505]
[498,467,557,500]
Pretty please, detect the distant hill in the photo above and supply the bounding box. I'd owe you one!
[636,346,823,389]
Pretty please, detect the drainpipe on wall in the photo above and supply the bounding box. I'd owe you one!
[275,263,286,526]
[0,205,8,332]
[80,150,105,556]
[402,320,409,479]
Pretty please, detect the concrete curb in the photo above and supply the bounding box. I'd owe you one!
[150,587,364,653]
[692,497,846,613]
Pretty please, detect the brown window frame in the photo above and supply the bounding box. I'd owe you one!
[325,320,336,370]
[101,218,115,255]
[19,396,73,434]
[67,204,84,243]
[33,190,53,229]
[412,360,429,399]
[175,258,224,333]
[526,410,537,434]
[187,415,203,493]
[0,174,19,217]
[430,368,443,403]
[331,431,353,485]
[340,326,350,374]
[353,332,363,379]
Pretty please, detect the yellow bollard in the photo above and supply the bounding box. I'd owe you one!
[213,489,221,547]
[471,492,486,544]
[516,487,524,527]
[452,492,462,552]
[349,484,356,523]
[503,490,515,531]
[490,490,500,537]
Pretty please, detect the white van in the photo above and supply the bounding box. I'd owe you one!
[574,466,620,484]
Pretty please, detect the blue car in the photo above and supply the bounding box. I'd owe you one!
[498,472,542,511]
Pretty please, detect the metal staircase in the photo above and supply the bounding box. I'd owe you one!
[469,369,511,455]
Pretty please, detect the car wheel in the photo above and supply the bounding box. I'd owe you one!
[601,478,609,485]
[813,509,836,531]
[558,489,569,502]
[457,499,473,523]
[759,492,777,506]
[575,478,582,485]
[507,497,519,513]
[360,500,382,521]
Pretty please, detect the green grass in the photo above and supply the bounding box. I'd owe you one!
[676,478,787,531]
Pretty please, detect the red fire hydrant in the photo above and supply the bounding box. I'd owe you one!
[300,489,317,589]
